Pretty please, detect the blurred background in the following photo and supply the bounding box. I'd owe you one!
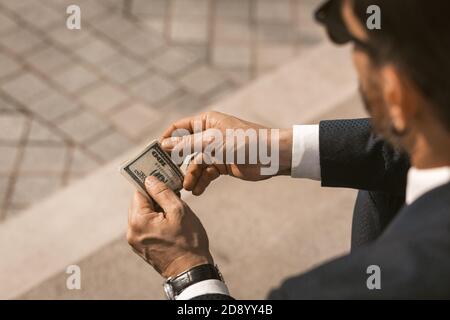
[0,0,365,299]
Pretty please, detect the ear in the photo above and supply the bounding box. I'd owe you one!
[380,65,414,132]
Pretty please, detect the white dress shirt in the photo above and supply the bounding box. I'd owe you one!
[406,166,450,205]
[175,124,450,300]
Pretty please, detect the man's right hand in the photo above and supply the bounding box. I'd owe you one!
[160,111,293,195]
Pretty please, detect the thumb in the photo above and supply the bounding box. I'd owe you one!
[145,176,183,216]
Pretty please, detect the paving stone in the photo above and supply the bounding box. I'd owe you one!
[10,175,62,208]
[110,103,162,140]
[0,146,18,174]
[25,46,73,74]
[52,65,98,93]
[256,0,293,23]
[149,47,201,76]
[205,82,237,104]
[87,131,134,161]
[214,20,252,43]
[141,18,165,35]
[180,44,208,61]
[0,73,50,104]
[75,39,117,65]
[120,30,164,57]
[93,15,137,42]
[298,0,322,28]
[20,145,67,173]
[48,26,93,48]
[28,120,65,144]
[0,96,16,112]
[69,149,100,174]
[179,65,227,96]
[4,206,28,218]
[161,92,205,114]
[257,24,300,45]
[0,0,30,12]
[131,0,167,16]
[0,52,21,79]
[257,45,296,70]
[171,18,208,44]
[19,2,63,30]
[95,0,123,11]
[215,0,250,19]
[172,0,209,17]
[41,0,74,10]
[0,113,27,142]
[298,27,325,47]
[0,28,43,54]
[74,0,109,20]
[297,0,326,46]
[212,45,251,68]
[0,12,17,34]
[64,169,86,184]
[0,176,9,209]
[80,83,128,114]
[129,74,179,105]
[26,90,79,121]
[40,0,72,12]
[221,68,251,85]
[99,55,147,84]
[57,111,110,143]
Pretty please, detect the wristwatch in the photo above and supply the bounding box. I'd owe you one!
[163,264,223,300]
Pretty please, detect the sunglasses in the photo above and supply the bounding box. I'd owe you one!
[315,0,378,56]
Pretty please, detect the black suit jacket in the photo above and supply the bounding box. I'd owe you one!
[193,118,450,299]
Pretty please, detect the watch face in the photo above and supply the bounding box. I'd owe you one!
[163,282,175,300]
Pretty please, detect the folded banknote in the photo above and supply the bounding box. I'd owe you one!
[119,140,185,199]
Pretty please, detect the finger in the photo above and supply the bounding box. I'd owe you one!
[162,131,213,155]
[192,165,220,196]
[160,117,195,139]
[160,114,207,139]
[145,176,183,215]
[160,136,184,152]
[161,134,191,153]
[128,191,159,232]
[183,152,207,191]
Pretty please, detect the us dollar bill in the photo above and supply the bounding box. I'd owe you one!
[119,140,184,198]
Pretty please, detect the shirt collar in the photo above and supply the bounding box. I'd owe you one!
[406,166,450,205]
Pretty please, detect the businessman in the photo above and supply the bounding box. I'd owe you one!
[127,0,450,299]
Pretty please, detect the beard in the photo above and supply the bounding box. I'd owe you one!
[358,82,405,149]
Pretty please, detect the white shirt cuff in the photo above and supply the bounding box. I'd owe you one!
[291,125,321,180]
[176,279,230,300]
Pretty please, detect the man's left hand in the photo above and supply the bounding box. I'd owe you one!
[127,176,213,278]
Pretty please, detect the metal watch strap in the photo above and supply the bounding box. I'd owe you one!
[166,264,223,298]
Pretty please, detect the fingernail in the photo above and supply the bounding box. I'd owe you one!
[145,176,158,188]
[161,137,181,148]
[161,139,171,148]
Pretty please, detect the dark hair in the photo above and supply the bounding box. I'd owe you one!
[352,0,450,131]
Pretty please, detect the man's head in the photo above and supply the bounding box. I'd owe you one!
[316,0,450,167]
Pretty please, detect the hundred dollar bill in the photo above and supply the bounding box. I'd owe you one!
[119,140,184,198]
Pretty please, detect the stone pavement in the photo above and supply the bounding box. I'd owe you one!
[0,0,324,221]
